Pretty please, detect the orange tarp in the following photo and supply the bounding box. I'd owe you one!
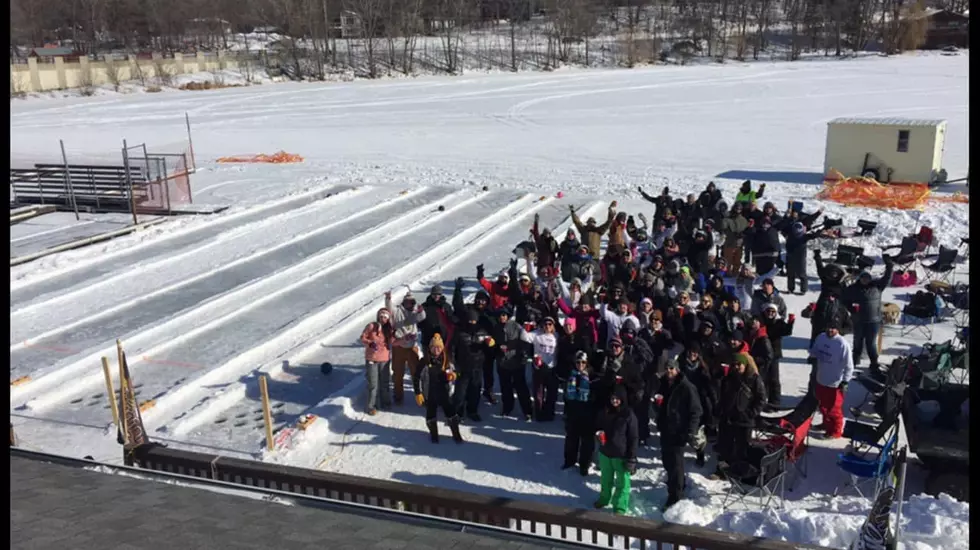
[216,151,304,164]
[818,170,968,210]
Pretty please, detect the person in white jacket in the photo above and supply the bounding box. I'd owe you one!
[558,271,594,308]
[385,288,426,406]
[520,316,560,420]
[600,300,640,347]
[807,319,854,439]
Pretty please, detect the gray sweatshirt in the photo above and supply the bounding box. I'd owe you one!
[809,332,854,388]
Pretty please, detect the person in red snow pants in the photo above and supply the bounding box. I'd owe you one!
[814,383,844,437]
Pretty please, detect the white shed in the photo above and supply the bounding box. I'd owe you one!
[823,117,948,184]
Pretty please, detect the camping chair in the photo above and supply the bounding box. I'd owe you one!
[881,235,920,273]
[720,445,787,510]
[901,290,940,340]
[857,219,878,237]
[920,246,959,285]
[834,244,864,272]
[833,428,898,499]
[843,382,904,456]
[959,237,969,261]
[914,226,936,255]
[756,393,817,490]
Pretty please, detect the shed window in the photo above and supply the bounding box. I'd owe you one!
[897,130,910,153]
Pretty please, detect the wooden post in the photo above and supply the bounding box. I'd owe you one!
[102,356,121,430]
[116,339,128,444]
[877,326,884,355]
[9,424,15,447]
[259,375,274,451]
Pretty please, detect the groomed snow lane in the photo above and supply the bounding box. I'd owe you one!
[35,190,524,427]
[9,184,352,309]
[172,200,599,449]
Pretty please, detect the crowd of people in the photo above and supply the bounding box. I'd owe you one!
[359,179,899,513]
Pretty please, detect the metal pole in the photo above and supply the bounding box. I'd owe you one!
[182,153,193,204]
[185,112,196,172]
[893,446,908,546]
[122,140,138,225]
[59,140,80,221]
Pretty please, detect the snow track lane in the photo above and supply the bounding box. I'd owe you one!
[10,186,438,347]
[12,187,471,409]
[142,191,538,436]
[9,184,353,309]
[30,191,523,426]
[170,199,599,449]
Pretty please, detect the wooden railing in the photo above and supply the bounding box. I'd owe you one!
[128,443,821,550]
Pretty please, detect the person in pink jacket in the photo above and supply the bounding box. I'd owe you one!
[360,308,393,415]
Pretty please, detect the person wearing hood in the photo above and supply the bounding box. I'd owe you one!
[556,317,591,379]
[360,308,393,415]
[419,285,453,352]
[843,258,894,369]
[760,303,795,406]
[781,220,825,295]
[531,213,561,269]
[677,342,716,466]
[713,353,766,478]
[558,270,594,309]
[571,204,614,259]
[558,228,582,269]
[634,297,656,330]
[750,278,787,318]
[747,315,778,406]
[720,298,750,340]
[556,293,601,352]
[720,202,750,272]
[594,337,645,414]
[507,259,544,324]
[703,273,731,305]
[561,244,594,284]
[594,385,639,515]
[807,320,854,439]
[621,323,656,445]
[492,306,532,421]
[413,334,463,443]
[686,225,714,275]
[639,310,674,365]
[520,315,560,421]
[638,185,674,222]
[735,180,766,205]
[448,306,497,422]
[476,264,511,310]
[630,271,665,307]
[746,215,781,277]
[562,350,599,476]
[808,250,852,346]
[697,181,723,212]
[453,277,498,406]
[385,289,427,406]
[600,298,640,347]
[695,294,722,337]
[652,358,703,509]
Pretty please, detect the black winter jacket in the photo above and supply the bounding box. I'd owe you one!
[597,404,639,462]
[653,370,704,446]
[450,323,494,374]
[420,295,453,346]
[677,354,717,428]
[719,371,766,428]
[761,317,794,359]
[492,319,525,370]
[748,330,775,375]
[594,354,645,410]
[555,333,590,381]
[843,264,895,324]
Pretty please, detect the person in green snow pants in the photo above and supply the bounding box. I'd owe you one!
[594,386,639,515]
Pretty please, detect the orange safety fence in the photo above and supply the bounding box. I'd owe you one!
[216,151,304,164]
[817,170,969,210]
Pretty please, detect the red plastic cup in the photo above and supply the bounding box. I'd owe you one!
[524,322,535,332]
[788,314,796,322]
[615,375,624,384]
[654,394,664,406]
[721,364,730,377]
[534,356,543,368]
[596,430,607,445]
[853,304,861,312]
[677,306,685,317]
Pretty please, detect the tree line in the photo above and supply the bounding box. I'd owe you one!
[11,0,940,79]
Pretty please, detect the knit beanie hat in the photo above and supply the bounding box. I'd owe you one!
[429,333,445,354]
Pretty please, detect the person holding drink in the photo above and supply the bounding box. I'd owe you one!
[652,358,703,509]
[711,353,766,480]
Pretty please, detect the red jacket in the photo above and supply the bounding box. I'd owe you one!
[478,278,510,310]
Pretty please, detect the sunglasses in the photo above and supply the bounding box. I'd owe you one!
[575,360,588,365]
[544,321,555,326]
[610,343,623,348]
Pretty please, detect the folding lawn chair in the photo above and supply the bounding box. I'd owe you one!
[756,393,817,490]
[843,382,904,456]
[914,226,935,255]
[857,219,878,237]
[833,428,898,499]
[881,235,919,273]
[834,244,864,273]
[901,290,940,340]
[720,445,787,510]
[959,237,969,260]
[920,246,959,285]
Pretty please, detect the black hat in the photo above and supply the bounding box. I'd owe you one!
[686,341,701,354]
[664,358,680,371]
[430,285,443,296]
[465,308,480,323]
[730,329,745,342]
[762,278,775,287]
[612,385,629,405]
[496,305,513,318]
[826,317,842,330]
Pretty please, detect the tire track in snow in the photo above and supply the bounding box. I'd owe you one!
[9,188,448,378]
[21,190,515,422]
[10,183,354,308]
[150,192,546,440]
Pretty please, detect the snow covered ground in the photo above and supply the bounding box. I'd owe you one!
[9,52,969,549]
